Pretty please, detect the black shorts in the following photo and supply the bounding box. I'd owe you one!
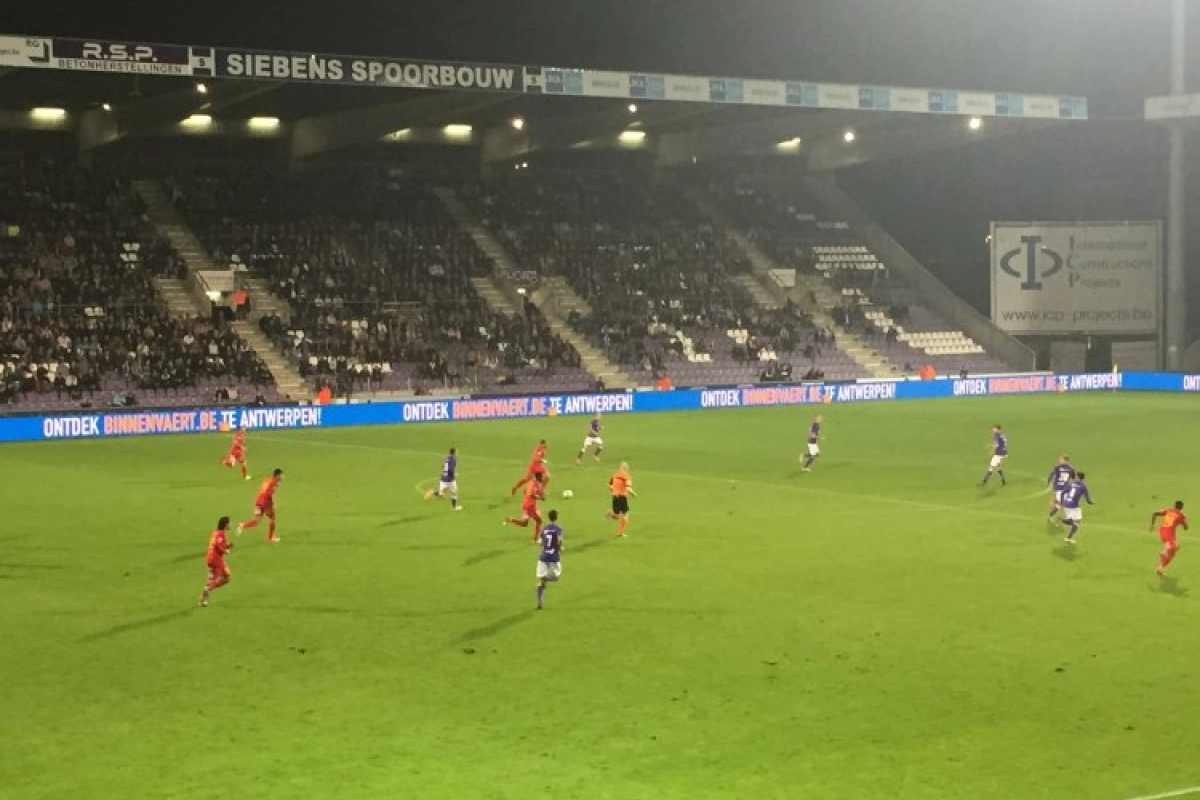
[611,495,629,515]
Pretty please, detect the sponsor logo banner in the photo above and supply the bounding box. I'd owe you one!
[991,222,1162,334]
[216,49,519,90]
[2,373,1197,443]
[0,32,1090,119]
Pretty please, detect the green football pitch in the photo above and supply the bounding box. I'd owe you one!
[3,393,1200,800]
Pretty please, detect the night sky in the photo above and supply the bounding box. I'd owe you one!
[4,0,1195,116]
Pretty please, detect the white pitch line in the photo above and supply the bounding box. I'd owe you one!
[272,434,1142,535]
[1112,786,1200,800]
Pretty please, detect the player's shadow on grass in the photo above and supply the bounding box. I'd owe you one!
[571,539,608,556]
[165,552,204,565]
[1157,577,1188,598]
[0,562,67,570]
[80,609,193,642]
[454,610,536,644]
[377,515,432,528]
[1051,545,1081,562]
[461,548,511,567]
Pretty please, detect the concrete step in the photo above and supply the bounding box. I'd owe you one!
[469,276,521,316]
[154,278,206,319]
[232,321,307,398]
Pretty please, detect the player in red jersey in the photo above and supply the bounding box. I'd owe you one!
[511,439,550,496]
[504,472,545,540]
[220,426,250,480]
[199,516,234,606]
[238,468,283,543]
[1151,500,1188,576]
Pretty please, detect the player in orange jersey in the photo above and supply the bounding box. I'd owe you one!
[220,426,250,480]
[605,462,637,537]
[511,439,550,496]
[238,468,283,542]
[199,516,234,606]
[504,472,545,540]
[1151,500,1189,576]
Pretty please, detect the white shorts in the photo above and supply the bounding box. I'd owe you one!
[1062,507,1082,522]
[1054,489,1066,505]
[989,455,1006,469]
[536,560,562,579]
[582,435,603,449]
[438,480,457,494]
[807,443,820,456]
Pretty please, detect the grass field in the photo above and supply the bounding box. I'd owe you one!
[3,393,1200,800]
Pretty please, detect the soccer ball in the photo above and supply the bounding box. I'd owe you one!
[562,489,574,499]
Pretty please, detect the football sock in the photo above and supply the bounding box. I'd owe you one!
[450,494,458,509]
[240,464,248,479]
[1048,507,1059,518]
[1067,522,1078,539]
[268,521,277,540]
[508,518,529,527]
[537,584,545,606]
[998,470,1007,485]
[241,518,260,529]
[1161,549,1177,569]
[980,472,991,484]
[617,517,627,536]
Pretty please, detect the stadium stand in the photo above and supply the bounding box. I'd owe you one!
[464,169,871,385]
[169,165,592,396]
[0,154,277,412]
[707,179,1011,376]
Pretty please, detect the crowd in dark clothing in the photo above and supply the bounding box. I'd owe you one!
[468,172,820,373]
[174,167,581,392]
[0,156,266,409]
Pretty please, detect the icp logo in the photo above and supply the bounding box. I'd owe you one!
[999,235,1064,290]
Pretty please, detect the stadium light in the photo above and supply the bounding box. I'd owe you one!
[180,113,213,129]
[30,107,67,122]
[618,130,647,144]
[101,103,113,112]
[247,116,281,131]
[195,82,209,95]
[843,130,856,143]
[511,117,525,131]
[627,103,638,114]
[776,137,803,152]
[443,123,473,138]
[968,116,983,131]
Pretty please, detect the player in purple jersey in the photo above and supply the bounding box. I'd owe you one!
[801,415,822,472]
[1046,455,1076,521]
[1060,472,1094,543]
[423,447,461,511]
[576,413,604,465]
[979,424,1008,486]
[536,509,564,609]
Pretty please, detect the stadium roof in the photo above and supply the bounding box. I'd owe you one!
[0,35,1073,168]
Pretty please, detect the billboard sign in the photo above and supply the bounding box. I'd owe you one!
[990,222,1161,334]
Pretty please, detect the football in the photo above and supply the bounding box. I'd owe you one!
[562,489,574,499]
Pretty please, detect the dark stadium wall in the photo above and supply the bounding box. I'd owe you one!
[835,122,1179,317]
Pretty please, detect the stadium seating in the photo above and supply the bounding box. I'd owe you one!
[171,166,591,396]
[708,181,1008,376]
[0,156,278,412]
[468,170,870,385]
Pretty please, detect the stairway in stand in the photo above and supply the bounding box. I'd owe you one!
[232,321,308,401]
[432,187,637,389]
[689,190,897,380]
[154,277,205,319]
[134,180,308,400]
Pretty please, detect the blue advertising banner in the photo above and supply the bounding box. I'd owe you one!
[3,374,1196,445]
